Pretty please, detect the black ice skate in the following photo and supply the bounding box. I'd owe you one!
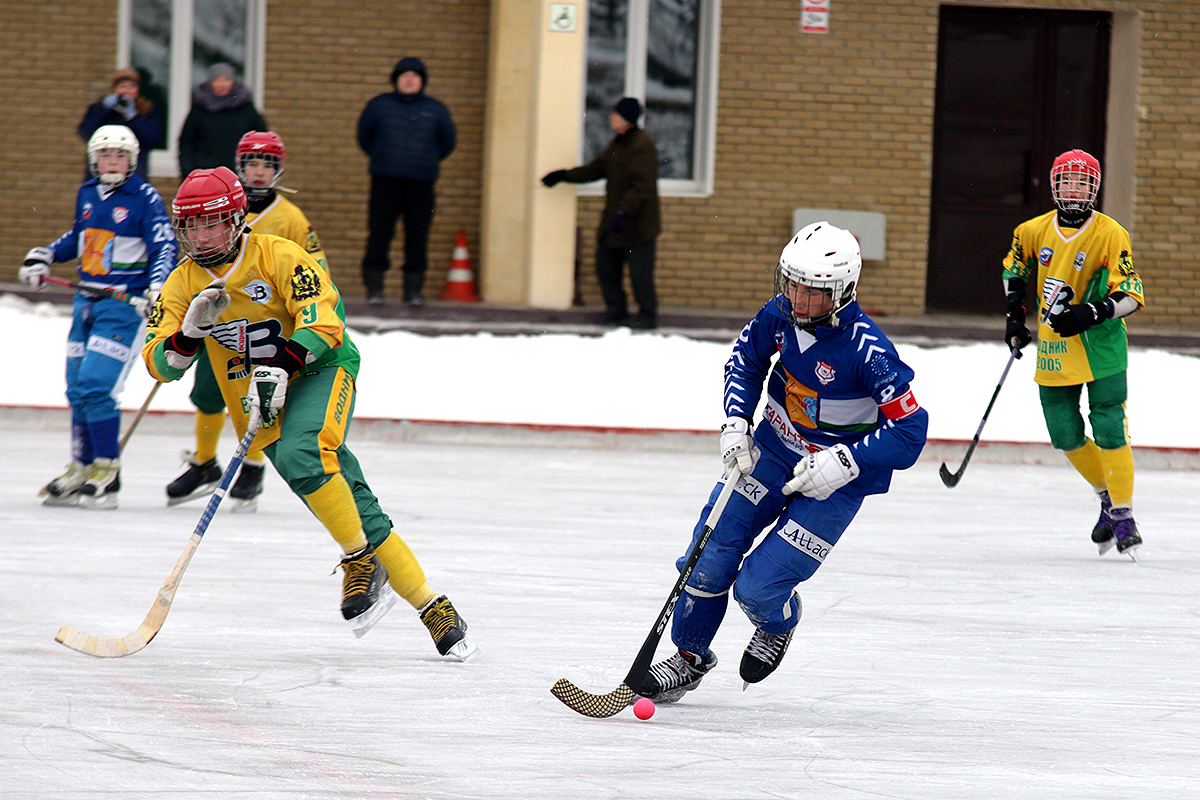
[740,626,795,688]
[419,594,478,661]
[1091,490,1116,554]
[166,452,223,506]
[76,458,121,510]
[40,460,89,506]
[1112,514,1142,561]
[640,649,718,703]
[229,462,265,512]
[339,545,397,638]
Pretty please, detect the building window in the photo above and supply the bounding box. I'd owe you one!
[584,0,720,197]
[118,0,265,177]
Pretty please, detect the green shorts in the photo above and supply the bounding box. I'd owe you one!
[1038,371,1128,451]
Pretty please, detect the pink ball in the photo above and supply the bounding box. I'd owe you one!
[633,697,655,720]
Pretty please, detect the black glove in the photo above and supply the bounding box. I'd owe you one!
[1004,291,1032,356]
[610,211,627,234]
[541,170,567,188]
[115,93,136,120]
[1047,300,1113,337]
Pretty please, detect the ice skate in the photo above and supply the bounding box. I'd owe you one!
[166,452,223,506]
[1112,514,1142,561]
[338,544,397,638]
[419,594,478,661]
[639,648,717,703]
[229,462,265,512]
[1090,491,1116,554]
[40,460,89,506]
[740,626,795,688]
[76,458,120,510]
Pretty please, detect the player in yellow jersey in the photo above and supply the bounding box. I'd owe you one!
[1002,149,1145,559]
[144,167,477,658]
[166,131,329,511]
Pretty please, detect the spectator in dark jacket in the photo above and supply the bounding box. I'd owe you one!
[177,63,266,176]
[78,68,163,180]
[357,56,457,306]
[542,97,662,329]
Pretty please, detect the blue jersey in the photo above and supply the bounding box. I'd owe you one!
[49,175,177,293]
[724,299,927,497]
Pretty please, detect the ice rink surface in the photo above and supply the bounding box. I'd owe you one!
[4,427,1198,800]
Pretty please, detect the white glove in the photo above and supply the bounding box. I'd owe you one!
[246,365,289,426]
[129,283,162,320]
[783,443,860,501]
[181,279,230,338]
[720,416,758,478]
[20,247,53,288]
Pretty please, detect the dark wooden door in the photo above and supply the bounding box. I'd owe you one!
[926,6,1110,313]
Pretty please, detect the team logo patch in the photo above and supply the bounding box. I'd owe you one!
[815,360,835,385]
[291,264,321,301]
[112,206,129,225]
[782,367,818,430]
[82,203,93,221]
[243,279,273,304]
[775,520,835,564]
[1039,246,1054,267]
[1073,251,1086,272]
[305,230,323,255]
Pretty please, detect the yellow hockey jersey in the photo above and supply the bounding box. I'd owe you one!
[246,194,328,272]
[143,233,360,448]
[1003,210,1144,386]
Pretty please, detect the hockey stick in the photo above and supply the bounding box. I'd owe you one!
[939,348,1018,488]
[41,274,144,306]
[550,467,742,718]
[55,418,262,657]
[119,382,162,454]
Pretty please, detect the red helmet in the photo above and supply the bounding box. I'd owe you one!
[1050,149,1101,215]
[236,131,286,198]
[172,167,247,268]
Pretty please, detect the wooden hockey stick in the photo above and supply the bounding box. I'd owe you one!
[41,274,144,306]
[550,467,742,718]
[119,382,162,454]
[939,348,1018,488]
[55,419,261,657]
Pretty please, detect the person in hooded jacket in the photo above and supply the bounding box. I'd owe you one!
[177,63,267,176]
[78,67,164,180]
[356,57,457,306]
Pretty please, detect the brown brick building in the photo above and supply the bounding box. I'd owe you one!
[3,0,1198,331]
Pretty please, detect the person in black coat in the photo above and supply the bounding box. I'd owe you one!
[78,68,163,180]
[357,57,457,306]
[177,63,267,176]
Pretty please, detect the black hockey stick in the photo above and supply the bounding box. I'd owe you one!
[939,348,1018,487]
[55,418,262,657]
[551,467,742,718]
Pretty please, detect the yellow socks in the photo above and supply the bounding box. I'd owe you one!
[1064,439,1106,492]
[1096,444,1135,508]
[375,532,436,609]
[303,473,369,553]
[194,411,226,463]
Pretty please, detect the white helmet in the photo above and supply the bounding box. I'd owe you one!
[87,124,139,186]
[774,221,862,328]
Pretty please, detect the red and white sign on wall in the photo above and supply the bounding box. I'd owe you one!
[801,0,830,34]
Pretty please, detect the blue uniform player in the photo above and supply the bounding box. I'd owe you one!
[641,221,928,702]
[21,125,177,509]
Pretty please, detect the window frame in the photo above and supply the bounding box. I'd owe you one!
[116,0,266,178]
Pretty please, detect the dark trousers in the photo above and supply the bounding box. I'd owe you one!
[361,175,436,298]
[595,239,657,320]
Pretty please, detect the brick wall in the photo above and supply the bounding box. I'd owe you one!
[2,0,1198,332]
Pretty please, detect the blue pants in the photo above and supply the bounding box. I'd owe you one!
[672,446,862,653]
[65,294,143,461]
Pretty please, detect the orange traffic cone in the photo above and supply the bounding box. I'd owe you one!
[440,230,480,302]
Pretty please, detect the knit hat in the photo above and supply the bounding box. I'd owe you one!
[111,67,140,88]
[614,97,642,126]
[390,57,428,87]
[208,62,236,82]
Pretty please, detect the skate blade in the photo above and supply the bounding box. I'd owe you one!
[229,497,259,513]
[443,635,480,662]
[77,494,118,510]
[1096,537,1116,556]
[166,483,221,506]
[42,492,82,507]
[347,584,399,638]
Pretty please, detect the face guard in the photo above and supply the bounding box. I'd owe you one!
[236,131,286,200]
[172,167,247,269]
[1050,149,1101,217]
[87,125,139,186]
[774,221,862,328]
